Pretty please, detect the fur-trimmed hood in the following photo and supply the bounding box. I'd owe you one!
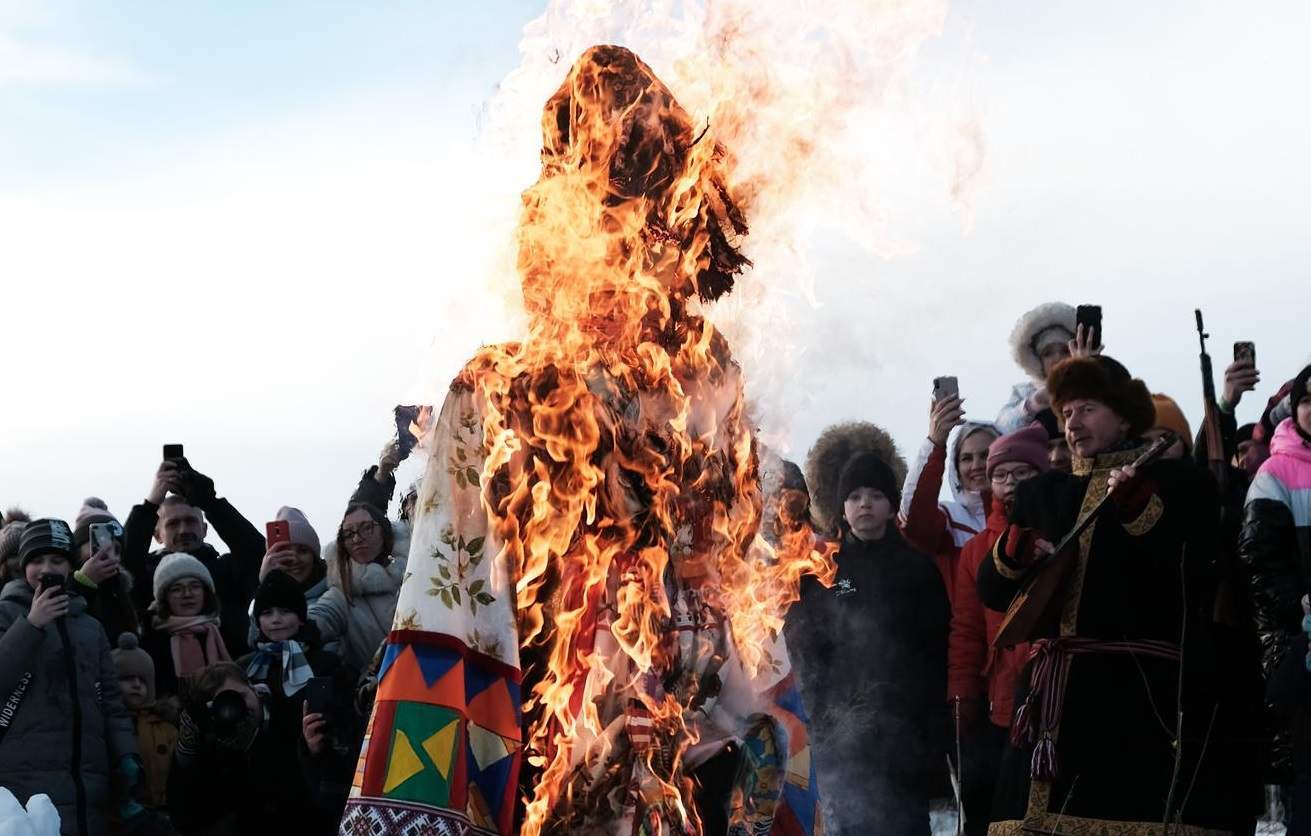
[1010,302,1076,382]
[805,421,907,534]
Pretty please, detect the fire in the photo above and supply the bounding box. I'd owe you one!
[454,46,835,832]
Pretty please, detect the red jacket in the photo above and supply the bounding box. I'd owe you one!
[948,497,1029,728]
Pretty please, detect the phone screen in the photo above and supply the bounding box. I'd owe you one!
[305,677,333,715]
[1234,342,1256,366]
[163,444,184,461]
[1076,305,1103,345]
[89,522,122,554]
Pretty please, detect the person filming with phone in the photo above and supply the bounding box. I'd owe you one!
[122,447,267,656]
[0,518,147,836]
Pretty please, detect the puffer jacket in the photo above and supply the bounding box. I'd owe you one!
[308,529,408,674]
[899,420,997,602]
[1240,418,1311,678]
[1239,418,1311,779]
[0,580,137,836]
[949,497,1028,728]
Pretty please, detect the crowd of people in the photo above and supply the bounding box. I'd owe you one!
[0,298,1308,836]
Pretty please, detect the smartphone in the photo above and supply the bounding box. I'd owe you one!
[265,520,291,549]
[89,521,123,554]
[1234,341,1256,366]
[38,572,67,594]
[304,677,334,716]
[932,376,960,402]
[394,405,424,459]
[1076,305,1103,347]
[163,443,184,462]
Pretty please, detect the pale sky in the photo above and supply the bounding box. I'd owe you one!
[3,1,1309,546]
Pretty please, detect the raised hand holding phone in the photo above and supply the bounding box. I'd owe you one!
[1223,342,1260,410]
[929,378,965,446]
[82,543,121,585]
[28,582,69,629]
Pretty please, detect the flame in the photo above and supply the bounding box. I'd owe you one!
[456,46,835,832]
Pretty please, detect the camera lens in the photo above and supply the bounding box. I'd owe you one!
[210,689,250,736]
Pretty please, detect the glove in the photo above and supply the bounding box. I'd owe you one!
[114,753,146,821]
[175,460,217,509]
[1001,524,1044,568]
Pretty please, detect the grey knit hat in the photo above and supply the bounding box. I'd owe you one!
[152,552,215,605]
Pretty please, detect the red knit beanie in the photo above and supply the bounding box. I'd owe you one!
[986,423,1052,481]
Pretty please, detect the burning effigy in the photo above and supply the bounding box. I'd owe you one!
[339,45,835,835]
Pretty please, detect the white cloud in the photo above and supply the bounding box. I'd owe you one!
[0,1,145,88]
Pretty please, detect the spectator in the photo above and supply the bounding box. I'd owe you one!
[803,420,907,537]
[122,457,265,656]
[1147,392,1193,460]
[250,507,334,652]
[996,302,1075,433]
[0,508,30,585]
[141,554,232,701]
[308,501,408,674]
[948,423,1048,835]
[1236,423,1260,474]
[787,440,949,835]
[978,355,1234,831]
[1240,364,1311,826]
[0,519,141,836]
[241,570,355,831]
[71,497,140,641]
[112,631,177,818]
[1032,407,1072,473]
[167,662,306,834]
[899,391,999,601]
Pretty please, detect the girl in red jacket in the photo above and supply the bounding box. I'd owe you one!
[947,423,1049,835]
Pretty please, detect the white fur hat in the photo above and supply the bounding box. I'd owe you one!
[1009,302,1076,382]
[152,552,215,605]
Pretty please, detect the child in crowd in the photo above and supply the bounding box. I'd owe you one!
[0,518,140,836]
[113,631,178,815]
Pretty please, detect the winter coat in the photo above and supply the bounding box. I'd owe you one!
[0,580,137,836]
[996,380,1043,434]
[949,497,1029,728]
[73,568,139,644]
[308,533,408,674]
[121,497,265,657]
[132,707,177,809]
[783,528,949,830]
[899,420,996,602]
[1240,418,1311,680]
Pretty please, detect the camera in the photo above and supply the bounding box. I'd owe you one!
[208,689,252,740]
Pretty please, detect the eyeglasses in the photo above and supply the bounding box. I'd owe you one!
[990,468,1038,485]
[340,520,379,542]
[168,581,205,596]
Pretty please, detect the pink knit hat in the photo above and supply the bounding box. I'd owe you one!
[276,506,321,556]
[986,423,1052,481]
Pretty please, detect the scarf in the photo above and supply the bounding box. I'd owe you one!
[245,640,313,696]
[153,614,230,678]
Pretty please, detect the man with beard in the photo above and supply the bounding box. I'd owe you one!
[978,355,1235,833]
[122,456,266,656]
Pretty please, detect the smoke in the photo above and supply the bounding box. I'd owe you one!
[458,0,985,450]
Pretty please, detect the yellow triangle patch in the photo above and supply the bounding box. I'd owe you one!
[422,719,460,780]
[383,730,425,794]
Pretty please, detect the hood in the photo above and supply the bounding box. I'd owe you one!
[945,420,1000,519]
[1009,302,1076,382]
[804,421,908,535]
[1271,417,1311,464]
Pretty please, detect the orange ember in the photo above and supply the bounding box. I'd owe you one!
[457,45,835,833]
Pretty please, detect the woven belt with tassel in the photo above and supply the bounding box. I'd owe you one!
[1010,637,1181,781]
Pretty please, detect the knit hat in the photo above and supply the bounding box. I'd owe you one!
[252,569,307,623]
[805,421,907,534]
[987,424,1052,481]
[1048,355,1156,439]
[112,632,156,702]
[152,552,216,606]
[1150,394,1194,453]
[275,506,321,556]
[1009,302,1077,382]
[0,520,28,567]
[73,497,120,548]
[19,519,76,568]
[1293,365,1311,444]
[836,452,902,510]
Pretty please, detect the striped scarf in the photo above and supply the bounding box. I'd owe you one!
[245,640,314,696]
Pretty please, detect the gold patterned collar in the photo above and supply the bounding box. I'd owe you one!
[1070,442,1149,476]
